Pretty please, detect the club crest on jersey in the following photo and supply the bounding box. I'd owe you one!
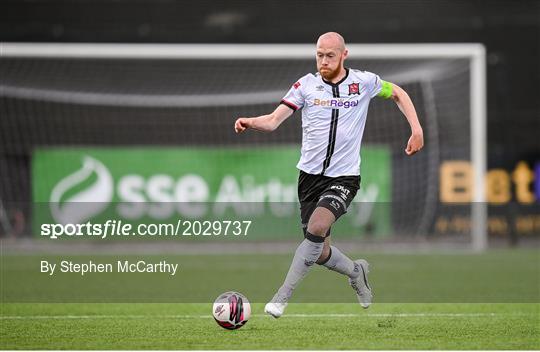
[348,82,360,95]
[293,81,301,89]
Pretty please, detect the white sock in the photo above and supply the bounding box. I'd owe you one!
[322,246,360,278]
[273,236,324,302]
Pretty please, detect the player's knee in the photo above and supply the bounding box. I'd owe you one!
[307,219,330,237]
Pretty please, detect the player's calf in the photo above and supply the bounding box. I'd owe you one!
[265,235,325,318]
[315,241,331,264]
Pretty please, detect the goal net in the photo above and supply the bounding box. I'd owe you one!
[0,43,486,250]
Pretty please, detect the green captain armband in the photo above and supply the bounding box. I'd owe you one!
[377,80,393,99]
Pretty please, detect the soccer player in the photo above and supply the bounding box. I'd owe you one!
[234,32,424,318]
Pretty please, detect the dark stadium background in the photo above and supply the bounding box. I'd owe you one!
[1,0,539,241]
[2,0,537,151]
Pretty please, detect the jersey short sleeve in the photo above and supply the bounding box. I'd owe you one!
[364,71,393,99]
[280,76,308,111]
[364,71,384,98]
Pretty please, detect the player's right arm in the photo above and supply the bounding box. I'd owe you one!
[234,104,294,133]
[235,76,307,134]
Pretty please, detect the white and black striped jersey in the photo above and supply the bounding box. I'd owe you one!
[281,68,392,177]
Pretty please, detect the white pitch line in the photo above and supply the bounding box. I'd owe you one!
[0,312,517,320]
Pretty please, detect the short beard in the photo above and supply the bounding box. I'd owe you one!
[319,62,343,81]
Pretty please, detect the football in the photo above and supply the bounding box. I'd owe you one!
[212,291,251,330]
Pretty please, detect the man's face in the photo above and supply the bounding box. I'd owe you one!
[316,46,345,81]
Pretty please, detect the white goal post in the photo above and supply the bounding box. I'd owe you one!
[1,42,487,251]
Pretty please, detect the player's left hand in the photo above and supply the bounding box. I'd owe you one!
[405,131,424,155]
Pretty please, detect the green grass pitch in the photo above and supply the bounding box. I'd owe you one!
[1,249,539,349]
[1,303,539,349]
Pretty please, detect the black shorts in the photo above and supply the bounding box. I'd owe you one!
[298,170,360,236]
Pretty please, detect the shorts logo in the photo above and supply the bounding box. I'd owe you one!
[348,82,360,95]
[293,81,301,89]
[330,185,350,200]
[330,185,350,196]
[330,200,341,211]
